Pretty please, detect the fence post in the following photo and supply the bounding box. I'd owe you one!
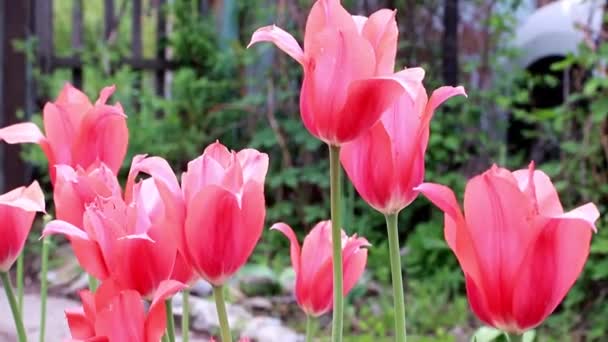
[0,0,29,191]
[156,0,166,97]
[72,0,83,88]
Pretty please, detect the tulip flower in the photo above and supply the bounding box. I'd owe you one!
[65,279,185,341]
[0,181,46,272]
[53,163,122,228]
[43,156,184,298]
[271,221,369,317]
[0,181,45,342]
[249,0,410,145]
[341,68,466,214]
[416,163,599,333]
[0,84,128,183]
[180,141,267,342]
[181,141,268,286]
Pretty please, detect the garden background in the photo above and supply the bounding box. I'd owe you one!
[1,0,607,340]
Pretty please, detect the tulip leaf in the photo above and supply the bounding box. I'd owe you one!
[470,327,503,342]
[522,330,536,342]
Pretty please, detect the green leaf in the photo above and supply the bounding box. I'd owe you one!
[471,327,503,342]
[522,330,536,342]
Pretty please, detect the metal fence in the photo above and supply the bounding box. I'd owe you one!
[0,0,219,191]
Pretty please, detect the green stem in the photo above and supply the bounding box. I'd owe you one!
[385,213,406,342]
[329,144,344,342]
[87,275,98,292]
[162,334,170,342]
[165,299,176,342]
[39,237,50,342]
[212,285,232,342]
[16,252,24,312]
[1,272,27,342]
[182,290,190,342]
[305,315,315,342]
[507,333,525,342]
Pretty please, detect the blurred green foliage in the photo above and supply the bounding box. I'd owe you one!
[16,0,608,340]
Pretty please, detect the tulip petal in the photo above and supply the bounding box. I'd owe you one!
[414,182,462,249]
[301,28,376,144]
[79,290,96,321]
[341,123,396,212]
[146,280,186,342]
[512,208,596,330]
[362,9,397,75]
[184,185,242,285]
[415,182,485,287]
[71,104,128,175]
[112,229,176,297]
[464,274,494,327]
[512,167,564,216]
[55,83,93,119]
[94,290,146,342]
[464,172,541,322]
[95,85,116,106]
[125,155,182,205]
[0,181,44,271]
[235,181,265,276]
[270,223,301,274]
[0,181,45,212]
[0,122,45,144]
[336,73,410,143]
[419,85,466,147]
[43,102,77,166]
[54,177,87,228]
[342,236,369,295]
[0,207,36,272]
[65,308,95,339]
[203,141,232,168]
[248,25,305,66]
[43,220,110,279]
[427,85,467,115]
[300,221,333,286]
[170,251,195,284]
[237,149,269,185]
[305,256,334,316]
[379,88,427,209]
[304,0,358,52]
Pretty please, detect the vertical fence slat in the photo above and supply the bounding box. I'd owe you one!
[155,0,166,97]
[1,0,30,190]
[35,0,54,72]
[199,0,209,15]
[104,0,114,40]
[72,0,83,88]
[132,0,142,58]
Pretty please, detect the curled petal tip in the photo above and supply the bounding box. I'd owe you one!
[248,25,305,65]
[359,238,372,248]
[270,222,293,234]
[455,85,467,97]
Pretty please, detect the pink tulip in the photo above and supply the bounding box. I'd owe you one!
[53,163,121,228]
[126,155,195,285]
[181,141,268,285]
[0,181,45,272]
[43,156,183,297]
[65,279,185,342]
[341,68,466,214]
[271,221,369,317]
[0,84,128,183]
[416,163,599,332]
[249,0,411,145]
